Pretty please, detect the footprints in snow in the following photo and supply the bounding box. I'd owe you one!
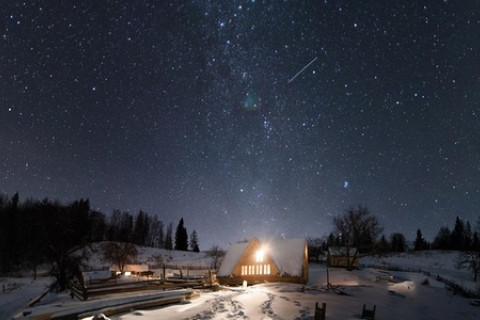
[280,295,310,320]
[185,294,248,320]
[185,291,309,320]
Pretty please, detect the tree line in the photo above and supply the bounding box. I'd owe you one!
[307,205,480,280]
[0,193,200,289]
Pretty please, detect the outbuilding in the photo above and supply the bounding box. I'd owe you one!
[327,247,358,268]
[109,264,149,276]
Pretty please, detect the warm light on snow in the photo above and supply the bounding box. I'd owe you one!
[255,250,264,262]
[2,249,480,320]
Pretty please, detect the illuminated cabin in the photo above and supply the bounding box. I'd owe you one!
[217,237,309,285]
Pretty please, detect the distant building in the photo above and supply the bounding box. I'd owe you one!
[327,247,358,268]
[217,237,309,285]
[109,264,150,276]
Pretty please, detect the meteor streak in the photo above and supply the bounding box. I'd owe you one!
[287,57,318,84]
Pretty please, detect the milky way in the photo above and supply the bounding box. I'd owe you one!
[1,1,480,248]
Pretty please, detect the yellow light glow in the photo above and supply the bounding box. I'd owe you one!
[124,271,131,276]
[256,250,264,262]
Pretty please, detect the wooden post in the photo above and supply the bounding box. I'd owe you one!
[361,304,376,320]
[326,268,330,287]
[82,285,88,301]
[314,302,326,320]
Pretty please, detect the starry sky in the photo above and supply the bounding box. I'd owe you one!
[2,0,480,249]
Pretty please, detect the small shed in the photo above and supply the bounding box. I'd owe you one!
[109,264,149,275]
[327,247,358,268]
[217,237,309,285]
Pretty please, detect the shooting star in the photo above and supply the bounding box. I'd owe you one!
[287,57,318,84]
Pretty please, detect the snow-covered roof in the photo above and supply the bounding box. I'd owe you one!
[268,238,306,276]
[217,242,250,277]
[217,238,306,277]
[328,247,357,256]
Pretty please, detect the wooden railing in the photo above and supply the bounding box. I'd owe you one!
[70,271,216,301]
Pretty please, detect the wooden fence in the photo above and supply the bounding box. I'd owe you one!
[71,270,216,301]
[360,263,479,298]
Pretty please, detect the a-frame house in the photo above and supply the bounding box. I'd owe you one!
[216,237,309,285]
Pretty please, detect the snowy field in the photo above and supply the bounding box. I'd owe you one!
[107,264,480,320]
[1,250,480,319]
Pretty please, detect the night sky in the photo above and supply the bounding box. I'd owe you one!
[2,1,480,249]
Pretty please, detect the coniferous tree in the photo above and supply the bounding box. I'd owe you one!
[465,221,473,250]
[157,220,165,248]
[89,210,107,242]
[165,222,173,250]
[414,229,426,251]
[390,233,406,252]
[473,231,480,251]
[0,193,21,272]
[146,215,164,248]
[377,235,389,254]
[451,216,466,250]
[117,212,134,243]
[174,218,189,251]
[307,238,324,263]
[327,232,335,248]
[132,210,149,245]
[432,226,451,250]
[107,209,122,241]
[190,229,200,252]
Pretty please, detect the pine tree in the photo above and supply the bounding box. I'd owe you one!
[190,229,200,252]
[157,221,165,249]
[465,221,472,250]
[414,229,426,251]
[390,233,406,252]
[451,217,465,250]
[132,210,148,245]
[174,218,188,251]
[473,231,480,251]
[432,226,451,250]
[165,222,173,250]
[378,235,389,254]
[327,232,335,248]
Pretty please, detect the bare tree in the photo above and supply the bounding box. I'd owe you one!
[456,250,480,282]
[101,242,138,274]
[457,218,480,282]
[205,245,226,270]
[332,205,383,270]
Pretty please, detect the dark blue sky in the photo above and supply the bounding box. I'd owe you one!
[2,0,479,249]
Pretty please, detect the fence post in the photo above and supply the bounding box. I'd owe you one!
[82,285,88,301]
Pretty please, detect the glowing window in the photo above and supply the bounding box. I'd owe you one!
[242,264,270,275]
[256,250,264,262]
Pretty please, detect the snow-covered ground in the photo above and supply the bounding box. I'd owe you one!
[0,276,51,320]
[107,264,480,320]
[1,250,480,319]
